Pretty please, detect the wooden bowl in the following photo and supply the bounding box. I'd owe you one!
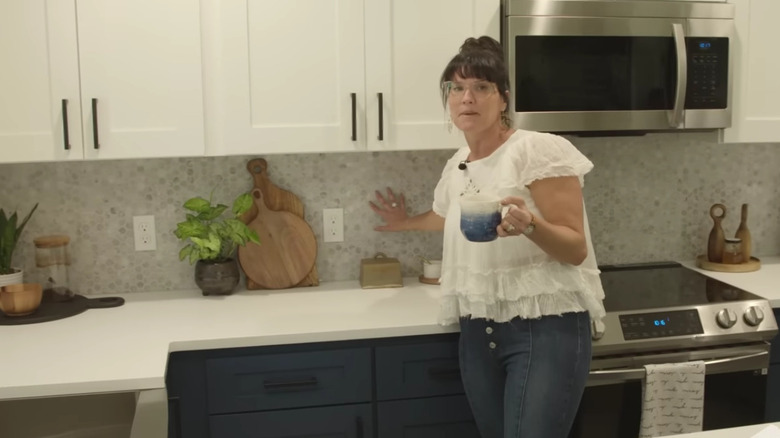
[0,283,43,316]
[695,255,761,273]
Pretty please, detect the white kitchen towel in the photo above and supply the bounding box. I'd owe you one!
[639,361,705,438]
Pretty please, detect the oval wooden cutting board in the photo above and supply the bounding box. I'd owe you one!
[239,188,317,289]
[240,158,319,288]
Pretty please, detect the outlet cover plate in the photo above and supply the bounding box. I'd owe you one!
[323,208,344,243]
[133,215,157,251]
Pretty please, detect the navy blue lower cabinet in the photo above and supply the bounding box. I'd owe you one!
[375,341,464,401]
[209,403,372,438]
[206,348,372,414]
[377,395,480,438]
[165,334,469,438]
[766,308,780,421]
[167,350,210,438]
[766,364,780,422]
[168,396,181,438]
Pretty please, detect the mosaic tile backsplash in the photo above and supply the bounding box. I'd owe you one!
[1,131,779,295]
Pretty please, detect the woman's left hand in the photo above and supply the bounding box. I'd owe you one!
[497,196,534,237]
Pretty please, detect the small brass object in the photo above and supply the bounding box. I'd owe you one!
[360,252,403,289]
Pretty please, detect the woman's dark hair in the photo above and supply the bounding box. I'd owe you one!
[440,36,511,126]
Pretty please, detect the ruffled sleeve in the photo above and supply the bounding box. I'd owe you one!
[513,132,594,187]
[432,148,469,217]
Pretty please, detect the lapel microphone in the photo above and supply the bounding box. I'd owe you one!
[458,160,470,170]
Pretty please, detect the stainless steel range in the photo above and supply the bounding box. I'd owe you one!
[571,262,778,437]
[593,261,777,357]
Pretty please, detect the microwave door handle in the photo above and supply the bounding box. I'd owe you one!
[588,350,768,384]
[668,22,687,128]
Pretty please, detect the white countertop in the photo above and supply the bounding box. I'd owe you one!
[1,256,779,421]
[0,279,452,400]
[682,255,780,307]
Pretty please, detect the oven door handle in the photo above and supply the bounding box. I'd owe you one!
[589,351,768,383]
[668,22,687,128]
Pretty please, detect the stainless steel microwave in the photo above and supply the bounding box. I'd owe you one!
[502,0,735,134]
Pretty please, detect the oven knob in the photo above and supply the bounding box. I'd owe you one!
[716,308,738,328]
[591,319,606,340]
[743,306,765,327]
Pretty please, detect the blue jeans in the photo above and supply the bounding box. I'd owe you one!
[458,312,591,438]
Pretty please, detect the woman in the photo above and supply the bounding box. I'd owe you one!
[369,36,605,438]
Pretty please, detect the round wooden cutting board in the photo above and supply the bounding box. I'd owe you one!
[239,188,317,289]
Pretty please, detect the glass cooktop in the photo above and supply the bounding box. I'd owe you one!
[598,261,763,312]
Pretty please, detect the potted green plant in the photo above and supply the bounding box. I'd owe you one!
[174,192,260,295]
[0,203,39,287]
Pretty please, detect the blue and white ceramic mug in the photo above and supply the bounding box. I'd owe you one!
[459,194,502,242]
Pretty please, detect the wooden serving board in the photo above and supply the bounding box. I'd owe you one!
[695,255,761,273]
[239,158,319,289]
[418,275,440,285]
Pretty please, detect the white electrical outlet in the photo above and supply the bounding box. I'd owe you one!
[322,208,344,243]
[133,215,157,251]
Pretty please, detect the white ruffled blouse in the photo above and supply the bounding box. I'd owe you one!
[432,129,606,325]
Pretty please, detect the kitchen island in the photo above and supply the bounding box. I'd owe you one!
[0,277,454,437]
[1,256,779,437]
[0,279,453,401]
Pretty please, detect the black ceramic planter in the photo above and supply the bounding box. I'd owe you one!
[194,258,240,296]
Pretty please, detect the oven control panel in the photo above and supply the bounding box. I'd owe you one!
[619,309,704,340]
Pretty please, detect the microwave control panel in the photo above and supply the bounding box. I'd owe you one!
[685,37,729,110]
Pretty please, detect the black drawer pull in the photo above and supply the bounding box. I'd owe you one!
[356,416,364,438]
[428,366,461,381]
[91,98,100,149]
[61,99,70,150]
[350,92,357,141]
[263,376,319,391]
[377,92,383,141]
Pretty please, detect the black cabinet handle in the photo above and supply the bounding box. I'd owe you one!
[350,92,357,141]
[91,98,100,149]
[377,92,384,141]
[263,376,318,391]
[428,366,461,381]
[356,416,364,438]
[167,396,182,438]
[61,99,70,150]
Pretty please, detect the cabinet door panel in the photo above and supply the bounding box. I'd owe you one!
[218,0,365,154]
[206,347,372,414]
[766,364,780,422]
[77,0,204,159]
[721,0,780,143]
[770,309,780,364]
[0,0,82,163]
[365,0,499,151]
[210,403,372,438]
[378,395,479,438]
[375,341,464,401]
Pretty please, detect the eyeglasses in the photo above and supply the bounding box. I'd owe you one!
[442,80,497,99]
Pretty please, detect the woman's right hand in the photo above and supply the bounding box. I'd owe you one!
[369,187,408,231]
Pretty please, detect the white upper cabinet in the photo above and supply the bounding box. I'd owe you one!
[721,0,780,143]
[0,0,204,163]
[209,0,499,155]
[77,0,205,160]
[0,1,82,163]
[210,0,366,155]
[365,0,499,151]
